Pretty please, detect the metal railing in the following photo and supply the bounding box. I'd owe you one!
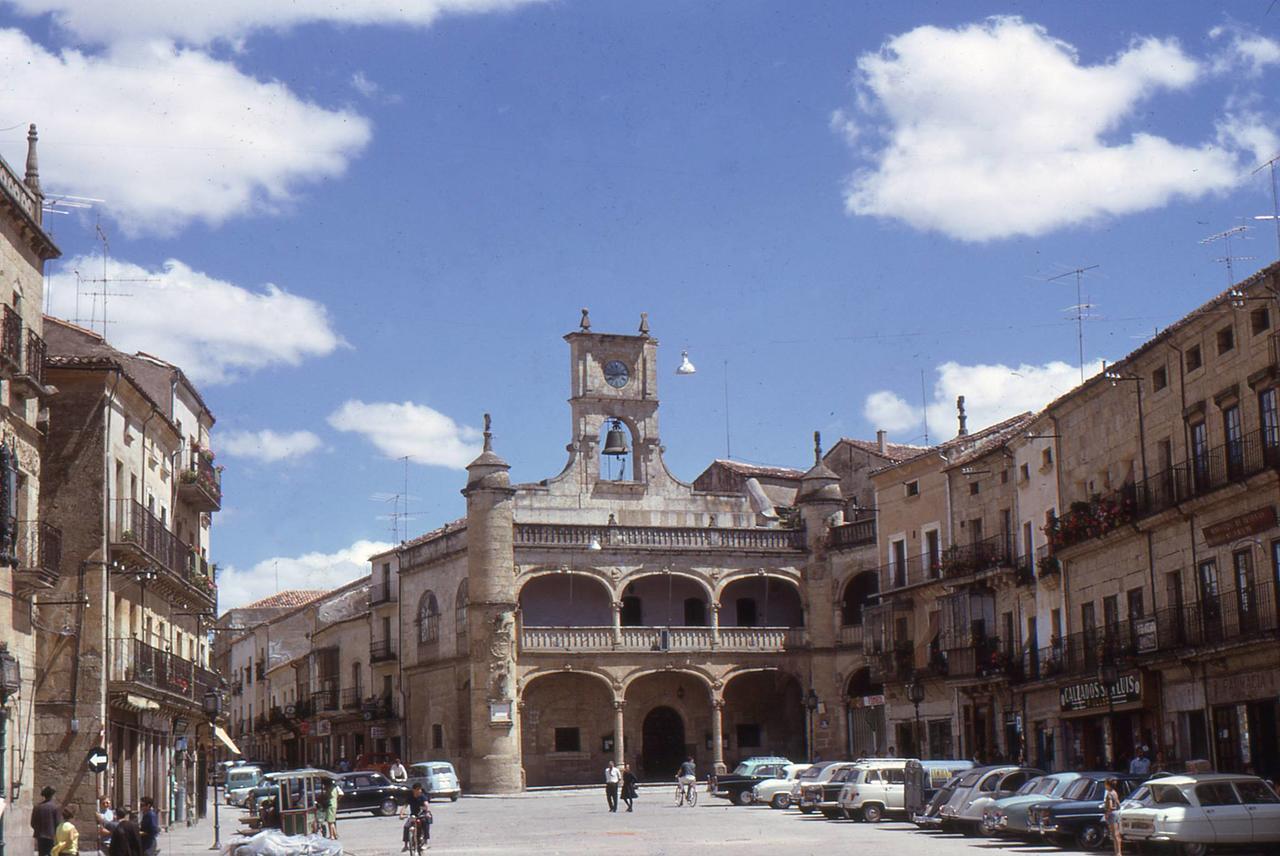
[22,329,44,384]
[15,519,61,582]
[114,498,184,575]
[881,551,943,591]
[828,518,876,550]
[513,522,806,552]
[340,687,364,710]
[109,637,204,699]
[945,636,1020,680]
[179,448,222,508]
[938,534,1011,579]
[311,680,339,712]
[0,306,20,367]
[369,580,392,605]
[370,638,397,662]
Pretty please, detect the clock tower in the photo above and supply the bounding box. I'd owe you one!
[562,309,663,486]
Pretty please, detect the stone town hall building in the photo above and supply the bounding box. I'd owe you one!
[386,315,893,790]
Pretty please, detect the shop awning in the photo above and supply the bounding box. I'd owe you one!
[214,725,241,755]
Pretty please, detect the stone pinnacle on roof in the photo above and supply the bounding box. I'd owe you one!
[580,307,591,332]
[797,429,842,503]
[24,124,40,196]
[465,411,511,490]
[639,312,649,335]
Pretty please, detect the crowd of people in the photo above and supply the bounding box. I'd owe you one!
[27,786,160,856]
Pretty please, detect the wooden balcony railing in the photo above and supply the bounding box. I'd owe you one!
[513,522,806,552]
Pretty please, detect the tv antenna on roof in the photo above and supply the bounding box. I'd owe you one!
[1200,226,1254,289]
[1046,264,1100,384]
[1252,151,1280,261]
[70,220,154,338]
[372,456,424,542]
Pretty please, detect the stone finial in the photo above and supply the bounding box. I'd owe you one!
[580,308,591,331]
[957,395,968,437]
[813,430,822,465]
[483,412,493,452]
[24,124,40,195]
[639,312,649,335]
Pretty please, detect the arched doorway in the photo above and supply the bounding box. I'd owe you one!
[641,706,685,778]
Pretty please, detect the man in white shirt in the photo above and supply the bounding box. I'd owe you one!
[604,761,621,812]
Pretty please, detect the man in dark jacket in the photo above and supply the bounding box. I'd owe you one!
[138,796,160,855]
[109,809,143,856]
[30,786,60,856]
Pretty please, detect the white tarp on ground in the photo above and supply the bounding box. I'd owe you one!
[227,829,344,856]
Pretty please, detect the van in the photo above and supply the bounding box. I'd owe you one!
[838,758,974,822]
[225,766,264,806]
[406,761,461,801]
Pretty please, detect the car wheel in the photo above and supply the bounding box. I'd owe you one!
[1177,845,1208,856]
[450,794,459,802]
[736,790,754,806]
[821,808,841,820]
[378,798,398,817]
[1074,823,1107,852]
[862,803,883,823]
[770,794,789,810]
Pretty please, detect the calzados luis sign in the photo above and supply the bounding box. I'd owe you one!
[1059,672,1142,712]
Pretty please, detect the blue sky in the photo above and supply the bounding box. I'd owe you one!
[2,1,1278,607]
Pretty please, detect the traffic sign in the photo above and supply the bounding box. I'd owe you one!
[86,747,108,774]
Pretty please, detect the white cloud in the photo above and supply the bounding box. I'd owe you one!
[828,108,859,146]
[6,0,543,46]
[328,400,482,469]
[1210,25,1280,77]
[865,358,1106,440]
[0,30,371,234]
[220,429,324,463]
[47,256,345,384]
[216,538,393,610]
[837,16,1265,241]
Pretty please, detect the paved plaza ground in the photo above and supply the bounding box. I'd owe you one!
[155,788,1270,856]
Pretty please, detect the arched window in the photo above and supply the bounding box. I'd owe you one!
[455,579,469,637]
[418,591,440,644]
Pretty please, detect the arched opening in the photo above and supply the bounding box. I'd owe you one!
[520,672,614,786]
[598,417,636,481]
[455,578,469,637]
[718,576,803,627]
[624,671,709,779]
[722,671,803,765]
[619,574,710,628]
[519,573,612,626]
[846,667,886,759]
[642,707,686,779]
[841,571,879,626]
[417,592,440,644]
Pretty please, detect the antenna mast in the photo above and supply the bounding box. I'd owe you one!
[1200,226,1253,289]
[1252,152,1280,261]
[920,369,930,444]
[1047,265,1100,384]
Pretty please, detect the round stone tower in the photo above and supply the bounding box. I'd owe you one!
[462,414,522,792]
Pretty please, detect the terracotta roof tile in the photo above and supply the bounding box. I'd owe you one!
[241,589,328,610]
[705,459,805,481]
[831,437,929,463]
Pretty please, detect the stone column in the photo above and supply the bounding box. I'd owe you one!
[709,602,720,648]
[710,697,725,775]
[613,700,626,767]
[611,601,622,647]
[462,416,523,793]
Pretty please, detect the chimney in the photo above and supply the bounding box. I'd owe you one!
[957,395,968,437]
[876,430,887,454]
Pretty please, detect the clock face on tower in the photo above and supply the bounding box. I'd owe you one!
[604,360,630,389]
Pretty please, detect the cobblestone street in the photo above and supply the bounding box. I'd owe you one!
[156,789,1070,856]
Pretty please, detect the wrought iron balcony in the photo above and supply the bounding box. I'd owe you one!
[178,447,221,512]
[370,638,397,662]
[938,534,1012,579]
[13,519,61,591]
[109,637,206,704]
[311,681,340,712]
[14,328,44,389]
[111,499,216,607]
[0,306,21,369]
[945,636,1020,680]
[340,687,364,711]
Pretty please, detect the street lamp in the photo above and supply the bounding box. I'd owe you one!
[1097,660,1119,769]
[905,672,926,759]
[804,689,820,763]
[202,689,222,850]
[0,644,20,856]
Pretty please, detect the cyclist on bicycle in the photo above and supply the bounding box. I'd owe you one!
[676,757,697,798]
[401,783,431,852]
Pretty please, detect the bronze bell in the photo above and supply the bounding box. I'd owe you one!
[602,419,629,456]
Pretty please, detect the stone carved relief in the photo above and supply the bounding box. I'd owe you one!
[488,609,516,700]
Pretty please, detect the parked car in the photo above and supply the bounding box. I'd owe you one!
[354,752,398,778]
[225,765,265,806]
[405,761,462,802]
[904,759,976,817]
[938,765,1043,834]
[710,757,792,805]
[1118,773,1280,856]
[335,771,411,816]
[1028,773,1144,851]
[796,762,860,818]
[980,771,1082,836]
[751,764,811,809]
[840,758,976,822]
[913,773,967,828]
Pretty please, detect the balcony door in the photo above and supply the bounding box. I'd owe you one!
[1260,388,1280,461]
[1223,405,1244,480]
[1198,560,1223,641]
[1232,550,1257,634]
[1190,421,1210,492]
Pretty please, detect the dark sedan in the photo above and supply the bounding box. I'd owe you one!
[336,771,411,816]
[1028,773,1145,850]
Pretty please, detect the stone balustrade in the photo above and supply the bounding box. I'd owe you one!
[513,522,805,552]
[519,625,804,653]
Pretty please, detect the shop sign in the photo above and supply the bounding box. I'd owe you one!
[850,694,885,708]
[299,721,310,736]
[370,726,386,739]
[489,701,513,724]
[1202,506,1276,546]
[1206,670,1280,705]
[1133,618,1158,654]
[316,720,332,737]
[1059,672,1142,712]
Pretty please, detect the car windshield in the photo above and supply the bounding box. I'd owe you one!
[829,769,852,784]
[732,763,751,775]
[1045,776,1076,796]
[1014,777,1045,796]
[798,765,827,780]
[1063,779,1097,800]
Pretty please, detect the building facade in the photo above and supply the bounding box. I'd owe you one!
[34,318,221,836]
[0,126,60,856]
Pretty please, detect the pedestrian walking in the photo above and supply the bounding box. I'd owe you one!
[620,764,638,812]
[31,785,60,856]
[318,779,338,839]
[50,803,79,856]
[109,809,142,856]
[137,797,159,856]
[1102,777,1123,856]
[604,761,621,812]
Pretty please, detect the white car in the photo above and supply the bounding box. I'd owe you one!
[938,765,1042,833]
[1119,773,1280,855]
[405,761,461,801]
[224,765,264,807]
[752,764,810,809]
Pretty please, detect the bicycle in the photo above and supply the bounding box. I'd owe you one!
[674,779,698,807]
[407,816,427,855]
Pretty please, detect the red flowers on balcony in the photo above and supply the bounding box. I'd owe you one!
[1046,488,1137,550]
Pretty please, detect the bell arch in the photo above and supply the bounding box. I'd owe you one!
[598,416,639,481]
